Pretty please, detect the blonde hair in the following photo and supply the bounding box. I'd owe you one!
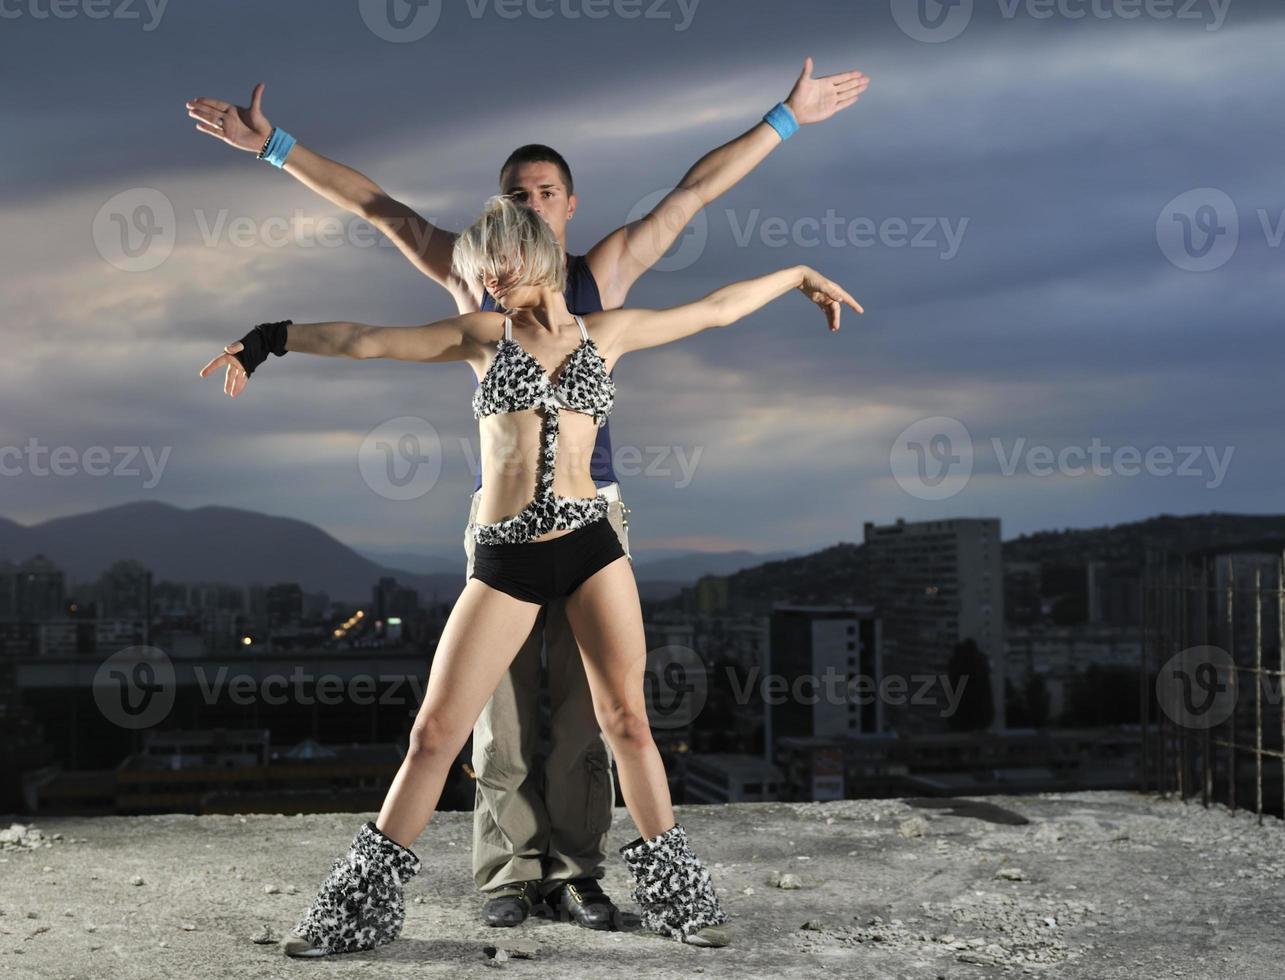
[452,195,566,294]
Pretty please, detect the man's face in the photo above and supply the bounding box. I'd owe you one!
[501,160,576,246]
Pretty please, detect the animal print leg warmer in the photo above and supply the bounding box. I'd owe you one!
[619,822,728,942]
[287,820,421,956]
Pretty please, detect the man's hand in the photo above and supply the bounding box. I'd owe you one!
[186,82,273,154]
[784,57,869,126]
[798,266,864,331]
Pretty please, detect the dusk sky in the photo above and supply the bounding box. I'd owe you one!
[2,0,1281,558]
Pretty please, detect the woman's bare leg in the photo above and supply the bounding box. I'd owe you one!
[375,579,543,848]
[564,554,731,946]
[562,555,675,839]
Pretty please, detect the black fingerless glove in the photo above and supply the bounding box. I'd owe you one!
[232,319,292,378]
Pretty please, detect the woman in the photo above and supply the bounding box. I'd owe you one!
[198,195,862,957]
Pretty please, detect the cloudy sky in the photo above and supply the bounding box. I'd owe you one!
[2,0,1281,558]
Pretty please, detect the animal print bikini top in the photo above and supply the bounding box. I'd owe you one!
[472,314,615,426]
[468,315,616,546]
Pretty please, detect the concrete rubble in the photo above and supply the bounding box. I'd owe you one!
[0,791,1281,979]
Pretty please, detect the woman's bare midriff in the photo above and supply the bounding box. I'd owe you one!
[475,407,603,543]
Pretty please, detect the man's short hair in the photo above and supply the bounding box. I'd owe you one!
[499,144,574,196]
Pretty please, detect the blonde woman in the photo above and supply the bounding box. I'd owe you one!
[199,195,862,957]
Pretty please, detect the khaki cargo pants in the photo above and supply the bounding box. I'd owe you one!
[463,484,632,896]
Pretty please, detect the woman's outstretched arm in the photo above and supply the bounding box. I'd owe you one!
[593,265,862,359]
[197,312,495,398]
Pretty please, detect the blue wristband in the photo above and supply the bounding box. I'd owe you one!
[763,102,799,141]
[258,126,296,168]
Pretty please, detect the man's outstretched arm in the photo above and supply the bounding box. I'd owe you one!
[586,57,868,309]
[186,83,476,311]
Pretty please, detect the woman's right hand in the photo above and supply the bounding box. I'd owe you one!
[797,266,864,331]
[198,341,252,398]
[185,82,273,154]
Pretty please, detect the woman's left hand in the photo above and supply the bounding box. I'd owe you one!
[798,267,864,331]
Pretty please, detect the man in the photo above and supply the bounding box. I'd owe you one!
[185,56,868,929]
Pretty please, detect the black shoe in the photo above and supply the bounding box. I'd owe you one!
[481,880,541,927]
[545,877,618,931]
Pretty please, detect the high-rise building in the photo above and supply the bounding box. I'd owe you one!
[372,577,419,624]
[265,583,304,628]
[766,604,882,764]
[1087,560,1142,626]
[95,559,149,620]
[862,517,1006,733]
[0,560,17,619]
[3,555,67,620]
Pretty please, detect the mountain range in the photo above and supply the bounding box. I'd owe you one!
[0,501,799,605]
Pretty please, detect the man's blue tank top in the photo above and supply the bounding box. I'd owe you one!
[475,253,618,490]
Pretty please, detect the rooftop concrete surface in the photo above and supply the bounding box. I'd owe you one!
[1,791,1281,979]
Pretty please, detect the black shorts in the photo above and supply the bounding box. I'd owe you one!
[469,515,627,606]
